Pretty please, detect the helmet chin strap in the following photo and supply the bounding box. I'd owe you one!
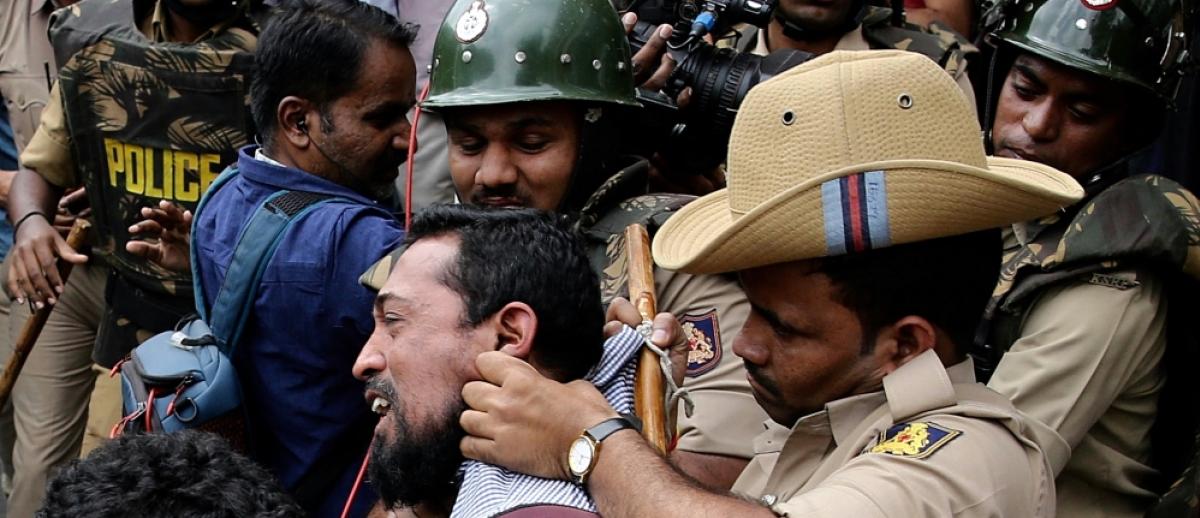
[557,106,620,215]
[773,0,867,43]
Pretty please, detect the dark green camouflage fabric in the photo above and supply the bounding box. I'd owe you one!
[51,0,257,299]
[859,7,976,80]
[986,175,1200,320]
[980,174,1200,513]
[574,158,694,304]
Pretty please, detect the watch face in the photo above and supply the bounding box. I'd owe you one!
[568,437,594,475]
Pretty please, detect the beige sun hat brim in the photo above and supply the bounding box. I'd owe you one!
[652,156,1083,275]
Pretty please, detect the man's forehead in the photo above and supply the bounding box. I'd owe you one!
[382,235,461,290]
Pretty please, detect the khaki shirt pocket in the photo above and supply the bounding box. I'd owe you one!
[0,75,52,155]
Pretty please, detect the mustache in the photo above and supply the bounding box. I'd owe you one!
[745,362,783,398]
[469,184,531,205]
[366,375,398,405]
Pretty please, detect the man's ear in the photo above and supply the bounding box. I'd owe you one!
[494,302,537,361]
[869,316,937,376]
[278,96,313,149]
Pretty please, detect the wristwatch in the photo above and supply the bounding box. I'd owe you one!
[567,414,642,485]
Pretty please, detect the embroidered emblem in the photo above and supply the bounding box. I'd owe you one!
[821,171,890,256]
[869,422,961,459]
[681,310,721,377]
[455,0,489,43]
[1087,273,1140,290]
[1080,0,1117,11]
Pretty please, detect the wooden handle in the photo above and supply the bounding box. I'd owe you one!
[626,224,670,454]
[0,219,92,407]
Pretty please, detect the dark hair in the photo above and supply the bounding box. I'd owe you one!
[36,431,303,518]
[406,205,605,380]
[818,229,1002,356]
[250,0,417,145]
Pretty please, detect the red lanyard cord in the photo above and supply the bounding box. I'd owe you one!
[404,81,432,230]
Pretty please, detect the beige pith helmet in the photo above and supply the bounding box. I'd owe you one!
[651,50,1084,275]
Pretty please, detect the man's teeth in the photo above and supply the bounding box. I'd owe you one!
[371,397,391,415]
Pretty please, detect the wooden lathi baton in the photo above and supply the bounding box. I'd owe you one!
[625,223,671,454]
[0,219,91,408]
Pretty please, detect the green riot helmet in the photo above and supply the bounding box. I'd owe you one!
[986,0,1192,103]
[424,0,639,109]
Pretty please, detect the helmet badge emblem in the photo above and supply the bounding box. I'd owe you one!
[1080,0,1117,11]
[455,0,489,43]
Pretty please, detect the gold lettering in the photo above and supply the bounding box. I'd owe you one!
[159,149,174,199]
[173,152,201,203]
[146,148,165,199]
[124,144,145,194]
[199,154,221,193]
[104,139,124,188]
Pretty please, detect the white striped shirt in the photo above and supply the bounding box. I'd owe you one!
[451,325,644,518]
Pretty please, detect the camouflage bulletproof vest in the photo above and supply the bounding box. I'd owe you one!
[978,174,1200,503]
[859,7,975,80]
[575,159,694,304]
[982,175,1200,351]
[50,0,256,297]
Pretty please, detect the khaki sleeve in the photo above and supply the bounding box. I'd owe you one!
[987,271,1166,448]
[772,415,1053,517]
[653,267,768,460]
[18,82,78,188]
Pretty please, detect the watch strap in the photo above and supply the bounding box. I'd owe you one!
[585,414,641,443]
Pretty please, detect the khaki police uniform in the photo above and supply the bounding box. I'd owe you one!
[1,0,56,154]
[987,260,1164,517]
[978,174,1200,518]
[9,3,252,515]
[732,350,1068,517]
[577,160,767,461]
[0,0,60,494]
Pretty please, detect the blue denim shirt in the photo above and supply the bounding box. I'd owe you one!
[193,146,404,517]
[0,101,18,259]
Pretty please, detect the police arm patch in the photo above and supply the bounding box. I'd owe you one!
[868,422,961,460]
[680,309,722,377]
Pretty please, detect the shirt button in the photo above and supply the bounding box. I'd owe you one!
[760,494,777,507]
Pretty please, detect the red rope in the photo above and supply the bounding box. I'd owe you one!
[404,81,432,230]
[144,388,157,432]
[339,443,373,518]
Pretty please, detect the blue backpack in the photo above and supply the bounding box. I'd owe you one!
[115,168,343,444]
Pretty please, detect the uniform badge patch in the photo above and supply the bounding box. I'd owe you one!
[869,422,961,459]
[1080,0,1117,11]
[681,310,721,377]
[455,0,489,43]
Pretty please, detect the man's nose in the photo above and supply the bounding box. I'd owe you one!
[392,120,413,154]
[475,145,519,188]
[352,334,387,381]
[731,330,768,366]
[1021,100,1060,143]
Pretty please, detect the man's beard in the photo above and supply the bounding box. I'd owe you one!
[368,380,465,509]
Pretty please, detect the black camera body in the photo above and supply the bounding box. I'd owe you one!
[624,0,812,173]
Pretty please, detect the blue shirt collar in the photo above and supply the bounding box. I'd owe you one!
[235,145,380,206]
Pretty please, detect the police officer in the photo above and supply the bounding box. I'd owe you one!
[3,0,259,513]
[975,1,1200,516]
[359,0,764,490]
[452,50,1082,518]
